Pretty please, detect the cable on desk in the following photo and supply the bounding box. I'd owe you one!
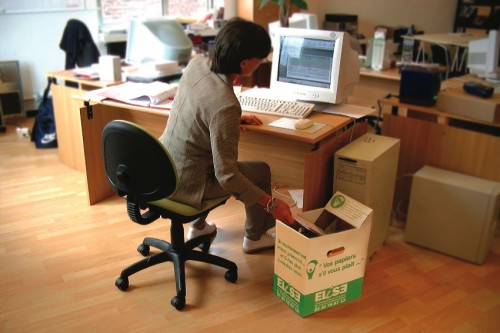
[349,119,357,143]
[271,183,297,208]
[391,172,414,225]
[374,93,395,134]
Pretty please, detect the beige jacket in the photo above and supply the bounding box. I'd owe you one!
[159,56,264,209]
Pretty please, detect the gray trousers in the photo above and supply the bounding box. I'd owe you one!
[196,161,276,240]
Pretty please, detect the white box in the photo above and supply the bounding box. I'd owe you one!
[405,166,500,264]
[437,88,500,123]
[99,55,122,82]
[333,133,400,258]
[274,192,373,317]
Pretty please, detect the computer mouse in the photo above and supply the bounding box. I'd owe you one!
[294,118,313,130]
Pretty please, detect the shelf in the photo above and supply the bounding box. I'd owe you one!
[454,0,500,32]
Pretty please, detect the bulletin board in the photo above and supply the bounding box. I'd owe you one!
[0,0,85,13]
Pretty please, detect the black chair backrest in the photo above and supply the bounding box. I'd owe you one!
[102,120,177,203]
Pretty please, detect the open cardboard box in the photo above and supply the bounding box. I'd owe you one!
[273,192,373,317]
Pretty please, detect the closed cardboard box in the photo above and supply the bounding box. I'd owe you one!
[437,88,500,123]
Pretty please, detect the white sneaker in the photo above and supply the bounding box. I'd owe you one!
[187,222,217,242]
[242,232,276,254]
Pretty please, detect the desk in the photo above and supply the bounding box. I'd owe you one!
[380,96,500,220]
[350,67,401,107]
[47,70,122,171]
[410,33,483,76]
[79,99,367,210]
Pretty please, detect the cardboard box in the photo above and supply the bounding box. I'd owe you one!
[273,192,373,317]
[436,88,500,123]
[333,133,400,258]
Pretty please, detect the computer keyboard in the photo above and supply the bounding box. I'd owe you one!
[238,95,314,119]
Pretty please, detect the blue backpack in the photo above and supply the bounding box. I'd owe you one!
[31,79,57,148]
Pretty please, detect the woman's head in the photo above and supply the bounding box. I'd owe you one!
[210,18,271,75]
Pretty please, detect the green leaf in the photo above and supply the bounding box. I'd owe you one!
[291,0,308,10]
[259,0,308,10]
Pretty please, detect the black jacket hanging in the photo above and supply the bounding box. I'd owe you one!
[59,19,100,69]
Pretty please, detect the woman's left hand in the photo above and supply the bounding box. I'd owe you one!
[240,115,263,131]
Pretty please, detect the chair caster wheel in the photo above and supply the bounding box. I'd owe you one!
[137,244,150,256]
[115,277,129,291]
[225,269,238,283]
[199,242,210,253]
[171,295,186,310]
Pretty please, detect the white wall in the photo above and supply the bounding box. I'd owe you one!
[308,0,458,37]
[0,4,101,104]
[1,0,459,105]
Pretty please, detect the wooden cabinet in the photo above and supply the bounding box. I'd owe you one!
[0,61,24,130]
[454,0,500,33]
[236,0,300,30]
[47,70,121,171]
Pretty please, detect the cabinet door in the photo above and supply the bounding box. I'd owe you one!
[0,61,24,117]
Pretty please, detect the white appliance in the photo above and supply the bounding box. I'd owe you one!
[405,166,500,264]
[333,133,400,258]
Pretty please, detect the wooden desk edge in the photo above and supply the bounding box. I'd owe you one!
[47,70,122,88]
[76,96,360,145]
[380,97,500,129]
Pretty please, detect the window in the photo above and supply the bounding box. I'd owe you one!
[98,0,225,32]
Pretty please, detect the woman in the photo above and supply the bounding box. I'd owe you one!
[159,18,296,254]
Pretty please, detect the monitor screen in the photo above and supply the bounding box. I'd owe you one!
[270,28,359,104]
[125,17,193,66]
[468,30,500,81]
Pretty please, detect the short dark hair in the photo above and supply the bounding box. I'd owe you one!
[210,18,271,75]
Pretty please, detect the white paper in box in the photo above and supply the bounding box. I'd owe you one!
[274,192,373,317]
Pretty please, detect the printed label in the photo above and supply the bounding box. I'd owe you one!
[274,274,365,317]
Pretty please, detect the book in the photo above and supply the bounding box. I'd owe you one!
[88,81,178,109]
[73,65,100,80]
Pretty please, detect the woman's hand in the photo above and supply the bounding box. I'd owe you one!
[258,194,296,227]
[271,198,297,226]
[240,115,263,131]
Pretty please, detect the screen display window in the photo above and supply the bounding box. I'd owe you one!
[277,36,334,89]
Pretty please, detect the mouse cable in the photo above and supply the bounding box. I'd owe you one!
[271,183,297,208]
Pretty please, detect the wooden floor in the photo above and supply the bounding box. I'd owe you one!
[1,116,499,332]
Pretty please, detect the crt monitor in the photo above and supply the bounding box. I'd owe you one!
[125,17,193,65]
[270,27,360,104]
[467,30,500,82]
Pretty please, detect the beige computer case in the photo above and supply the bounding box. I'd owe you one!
[405,166,500,264]
[333,133,400,258]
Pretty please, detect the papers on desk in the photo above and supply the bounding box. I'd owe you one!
[73,65,100,80]
[86,81,178,109]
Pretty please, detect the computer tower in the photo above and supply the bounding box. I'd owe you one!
[333,133,400,258]
[399,66,441,106]
[405,166,500,264]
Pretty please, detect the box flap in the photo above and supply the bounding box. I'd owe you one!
[324,192,373,229]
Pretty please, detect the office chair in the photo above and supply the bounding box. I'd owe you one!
[102,120,238,310]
